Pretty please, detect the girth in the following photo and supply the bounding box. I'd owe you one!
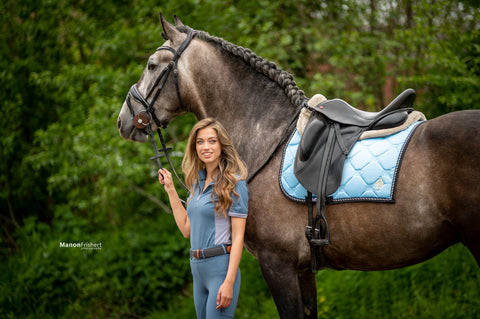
[294,89,416,272]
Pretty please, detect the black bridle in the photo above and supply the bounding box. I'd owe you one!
[127,28,194,129]
[125,28,195,192]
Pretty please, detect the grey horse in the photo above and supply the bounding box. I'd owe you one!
[117,15,480,318]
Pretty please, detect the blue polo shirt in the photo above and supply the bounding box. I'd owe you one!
[186,169,249,250]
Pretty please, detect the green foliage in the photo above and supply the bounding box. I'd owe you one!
[1,0,479,318]
[316,244,480,319]
[0,214,190,318]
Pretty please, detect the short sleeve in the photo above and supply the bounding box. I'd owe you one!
[228,180,249,218]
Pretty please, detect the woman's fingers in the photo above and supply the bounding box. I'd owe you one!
[158,169,164,183]
[216,283,233,309]
[158,169,174,190]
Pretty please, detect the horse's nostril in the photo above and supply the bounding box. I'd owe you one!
[117,117,122,130]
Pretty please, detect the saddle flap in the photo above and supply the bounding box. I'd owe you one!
[297,114,329,162]
[294,113,364,196]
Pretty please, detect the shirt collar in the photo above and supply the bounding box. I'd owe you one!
[198,168,207,182]
[196,168,207,192]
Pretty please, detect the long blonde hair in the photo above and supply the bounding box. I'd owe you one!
[182,118,248,217]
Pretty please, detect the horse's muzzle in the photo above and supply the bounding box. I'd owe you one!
[117,113,148,143]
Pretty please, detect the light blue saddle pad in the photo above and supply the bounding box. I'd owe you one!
[279,121,423,204]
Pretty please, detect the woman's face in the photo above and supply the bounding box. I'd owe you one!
[195,127,222,168]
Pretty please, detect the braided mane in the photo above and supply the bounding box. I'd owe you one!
[178,26,306,108]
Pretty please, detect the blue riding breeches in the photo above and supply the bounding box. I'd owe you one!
[190,254,241,319]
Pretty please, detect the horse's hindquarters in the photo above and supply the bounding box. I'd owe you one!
[417,111,480,265]
[324,112,480,270]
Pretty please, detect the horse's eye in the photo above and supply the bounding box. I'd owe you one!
[148,62,157,71]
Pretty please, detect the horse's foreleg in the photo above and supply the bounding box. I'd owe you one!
[257,252,304,319]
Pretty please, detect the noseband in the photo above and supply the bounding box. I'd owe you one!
[125,28,195,193]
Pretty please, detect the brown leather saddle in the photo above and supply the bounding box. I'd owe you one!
[294,88,416,272]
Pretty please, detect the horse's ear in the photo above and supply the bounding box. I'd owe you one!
[159,13,184,44]
[174,15,184,27]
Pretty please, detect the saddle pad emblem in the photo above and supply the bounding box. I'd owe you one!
[279,121,423,203]
[375,177,384,190]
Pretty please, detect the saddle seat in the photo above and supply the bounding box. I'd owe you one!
[308,88,416,128]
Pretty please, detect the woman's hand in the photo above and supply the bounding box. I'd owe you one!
[158,168,175,194]
[159,168,190,237]
[216,280,234,309]
[216,217,246,309]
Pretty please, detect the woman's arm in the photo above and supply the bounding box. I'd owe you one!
[159,168,190,238]
[216,216,246,309]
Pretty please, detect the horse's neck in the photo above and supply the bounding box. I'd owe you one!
[187,51,297,172]
[219,91,295,173]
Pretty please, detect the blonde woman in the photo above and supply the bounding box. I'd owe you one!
[159,118,248,318]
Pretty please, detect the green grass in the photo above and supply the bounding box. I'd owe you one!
[317,244,480,319]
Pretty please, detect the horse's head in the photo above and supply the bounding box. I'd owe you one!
[117,14,194,142]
